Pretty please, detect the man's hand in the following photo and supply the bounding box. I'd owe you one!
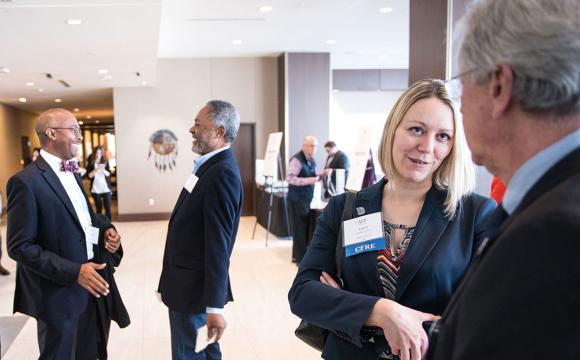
[104,228,121,253]
[78,263,109,298]
[206,313,227,342]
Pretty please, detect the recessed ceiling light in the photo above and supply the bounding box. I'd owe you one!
[74,108,80,112]
[18,97,27,103]
[0,67,10,74]
[86,115,92,119]
[378,54,389,59]
[232,39,243,45]
[141,80,148,85]
[95,120,100,124]
[66,19,83,25]
[78,121,84,125]
[25,82,35,86]
[325,39,336,45]
[103,74,113,80]
[259,5,272,12]
[37,88,44,93]
[54,98,62,103]
[379,7,393,13]
[97,69,109,75]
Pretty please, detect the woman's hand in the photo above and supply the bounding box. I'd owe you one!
[367,299,439,360]
[320,271,340,288]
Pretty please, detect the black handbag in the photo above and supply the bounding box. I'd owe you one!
[294,190,358,351]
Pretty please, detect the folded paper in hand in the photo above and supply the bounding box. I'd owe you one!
[195,325,217,353]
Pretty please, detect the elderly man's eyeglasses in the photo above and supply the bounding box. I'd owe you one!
[49,127,82,137]
[444,69,477,101]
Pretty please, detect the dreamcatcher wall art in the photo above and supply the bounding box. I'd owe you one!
[148,129,178,172]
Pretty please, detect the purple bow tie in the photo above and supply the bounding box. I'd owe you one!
[60,160,79,172]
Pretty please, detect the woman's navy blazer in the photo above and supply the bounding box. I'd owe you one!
[289,178,496,359]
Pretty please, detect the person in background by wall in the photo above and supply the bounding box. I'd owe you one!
[286,136,328,264]
[31,147,41,162]
[86,146,113,221]
[323,141,350,197]
[0,191,10,275]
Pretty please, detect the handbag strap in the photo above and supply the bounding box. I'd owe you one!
[335,190,357,280]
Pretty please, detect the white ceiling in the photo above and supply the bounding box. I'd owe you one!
[159,0,409,69]
[0,0,409,117]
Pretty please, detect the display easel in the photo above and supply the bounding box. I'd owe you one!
[252,154,291,247]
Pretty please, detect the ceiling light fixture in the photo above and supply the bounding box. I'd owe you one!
[25,82,35,86]
[86,115,92,119]
[232,39,243,45]
[259,5,272,12]
[379,7,393,13]
[325,39,336,45]
[0,67,10,74]
[37,88,44,93]
[18,97,27,103]
[54,98,62,103]
[74,108,80,112]
[65,19,83,25]
[97,69,109,75]
[79,121,84,125]
[95,120,100,124]
[141,80,148,85]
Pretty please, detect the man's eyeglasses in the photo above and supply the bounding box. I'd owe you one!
[444,69,477,101]
[49,127,82,137]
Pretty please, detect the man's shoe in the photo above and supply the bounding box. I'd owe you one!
[0,265,10,275]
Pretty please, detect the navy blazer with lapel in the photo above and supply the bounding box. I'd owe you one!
[431,147,580,360]
[158,148,243,313]
[289,178,495,359]
[7,156,113,321]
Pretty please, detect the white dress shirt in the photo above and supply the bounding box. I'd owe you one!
[503,129,580,215]
[40,150,94,260]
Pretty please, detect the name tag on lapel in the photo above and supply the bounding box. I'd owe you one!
[184,173,199,193]
[343,212,385,257]
[85,226,100,245]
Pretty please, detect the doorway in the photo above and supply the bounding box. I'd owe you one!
[231,123,256,216]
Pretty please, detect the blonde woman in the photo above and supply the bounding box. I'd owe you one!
[289,79,496,360]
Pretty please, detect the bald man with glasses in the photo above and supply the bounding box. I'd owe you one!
[7,108,124,359]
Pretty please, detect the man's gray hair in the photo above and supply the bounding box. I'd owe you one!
[207,100,240,143]
[457,0,580,117]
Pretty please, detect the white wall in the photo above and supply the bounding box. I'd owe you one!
[329,90,403,178]
[114,57,278,215]
[0,104,39,204]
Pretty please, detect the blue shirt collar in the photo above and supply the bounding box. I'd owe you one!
[503,129,580,214]
[193,145,230,174]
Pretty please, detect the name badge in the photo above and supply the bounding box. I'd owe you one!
[343,212,385,257]
[184,173,199,193]
[85,226,100,245]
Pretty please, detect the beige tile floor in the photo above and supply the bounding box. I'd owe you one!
[0,218,321,359]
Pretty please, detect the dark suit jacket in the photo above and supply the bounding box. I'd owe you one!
[7,156,114,321]
[431,147,580,360]
[289,178,495,359]
[158,148,243,313]
[326,150,350,171]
